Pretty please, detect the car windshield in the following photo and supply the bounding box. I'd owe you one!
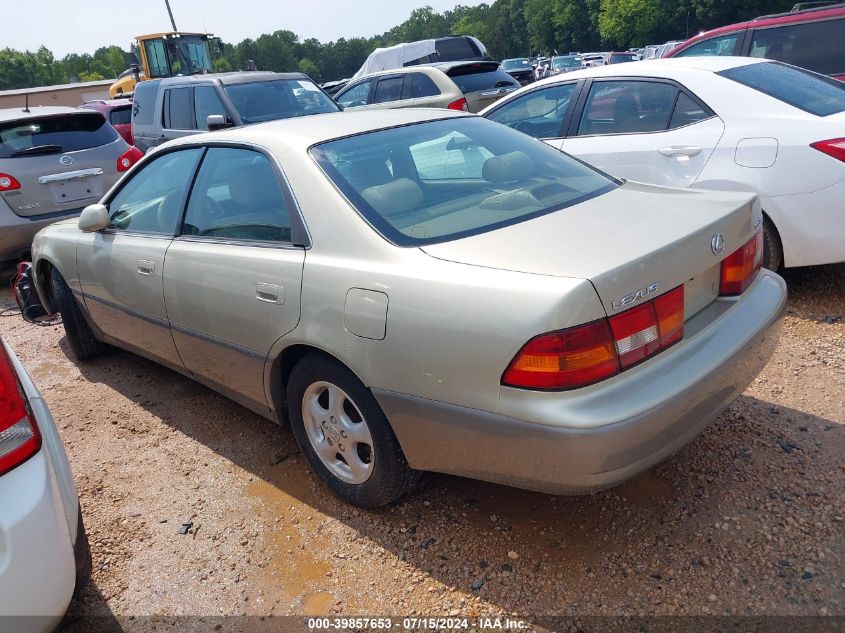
[224,79,339,124]
[311,117,617,246]
[502,59,531,70]
[719,61,845,116]
[553,56,580,69]
[0,112,117,158]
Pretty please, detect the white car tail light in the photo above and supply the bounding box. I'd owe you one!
[0,343,41,476]
[810,138,845,163]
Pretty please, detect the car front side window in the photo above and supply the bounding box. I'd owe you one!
[182,147,292,243]
[337,80,374,108]
[485,83,577,139]
[675,32,741,57]
[107,148,203,234]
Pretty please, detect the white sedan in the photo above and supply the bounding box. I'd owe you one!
[0,338,89,631]
[482,57,845,270]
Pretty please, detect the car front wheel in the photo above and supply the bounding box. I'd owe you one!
[287,354,420,508]
[50,268,103,360]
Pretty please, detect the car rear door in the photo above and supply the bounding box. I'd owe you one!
[560,78,725,188]
[77,147,204,366]
[0,111,126,219]
[163,146,306,410]
[335,79,375,109]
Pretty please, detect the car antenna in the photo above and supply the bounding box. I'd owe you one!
[23,93,30,113]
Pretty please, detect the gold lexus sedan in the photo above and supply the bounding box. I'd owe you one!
[31,109,786,508]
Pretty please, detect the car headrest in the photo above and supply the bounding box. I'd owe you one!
[482,151,535,183]
[361,178,423,217]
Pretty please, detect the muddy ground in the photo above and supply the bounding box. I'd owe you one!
[0,263,842,632]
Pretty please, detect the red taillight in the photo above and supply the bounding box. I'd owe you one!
[720,230,763,296]
[0,173,21,192]
[811,138,845,163]
[447,97,469,112]
[117,146,144,172]
[502,320,620,390]
[503,285,685,390]
[0,343,41,477]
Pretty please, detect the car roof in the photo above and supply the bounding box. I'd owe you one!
[344,65,449,82]
[159,71,307,87]
[166,108,471,152]
[670,4,845,52]
[529,55,765,86]
[0,106,88,124]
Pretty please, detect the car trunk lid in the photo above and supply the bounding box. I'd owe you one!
[421,181,759,318]
[0,111,126,218]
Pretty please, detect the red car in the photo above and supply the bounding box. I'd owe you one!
[666,4,845,81]
[79,99,134,145]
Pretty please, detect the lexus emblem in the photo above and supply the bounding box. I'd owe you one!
[711,233,725,256]
[59,155,73,166]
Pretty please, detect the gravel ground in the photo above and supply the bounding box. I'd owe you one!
[0,263,842,631]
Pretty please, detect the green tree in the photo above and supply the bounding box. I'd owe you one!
[599,0,668,48]
[297,58,321,82]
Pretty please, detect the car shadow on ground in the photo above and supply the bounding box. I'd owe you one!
[61,263,844,621]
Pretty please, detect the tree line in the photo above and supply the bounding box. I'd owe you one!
[1,0,794,90]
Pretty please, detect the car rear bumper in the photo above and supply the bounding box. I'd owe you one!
[0,451,77,630]
[376,270,786,494]
[0,201,83,262]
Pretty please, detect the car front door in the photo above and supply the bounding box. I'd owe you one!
[76,147,204,366]
[370,74,409,109]
[560,79,725,187]
[161,86,200,142]
[163,146,306,409]
[335,79,375,109]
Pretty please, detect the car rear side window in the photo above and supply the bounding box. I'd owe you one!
[165,87,194,130]
[109,107,132,126]
[182,148,292,242]
[407,73,440,98]
[578,81,678,135]
[669,92,712,128]
[749,18,845,76]
[674,32,741,57]
[374,76,405,103]
[0,112,117,158]
[107,148,203,234]
[448,66,518,94]
[132,80,160,126]
[719,61,845,116]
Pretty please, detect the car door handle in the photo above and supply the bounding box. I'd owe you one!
[137,260,155,276]
[256,282,285,304]
[659,145,702,157]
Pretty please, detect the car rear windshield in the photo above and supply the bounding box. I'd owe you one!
[223,79,339,124]
[719,61,845,116]
[446,65,519,94]
[553,56,581,69]
[109,107,132,126]
[0,112,117,159]
[435,37,482,62]
[502,59,531,70]
[311,117,617,246]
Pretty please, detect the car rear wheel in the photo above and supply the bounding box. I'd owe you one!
[51,268,103,360]
[762,217,783,272]
[287,353,420,508]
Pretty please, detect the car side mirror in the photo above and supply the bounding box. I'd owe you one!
[207,114,233,131]
[78,204,110,232]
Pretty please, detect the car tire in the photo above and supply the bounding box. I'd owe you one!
[287,353,420,508]
[73,506,92,596]
[51,268,103,361]
[762,217,783,272]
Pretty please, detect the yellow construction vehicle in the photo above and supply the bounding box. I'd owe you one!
[109,32,218,97]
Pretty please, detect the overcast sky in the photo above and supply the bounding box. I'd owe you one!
[11,0,483,58]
